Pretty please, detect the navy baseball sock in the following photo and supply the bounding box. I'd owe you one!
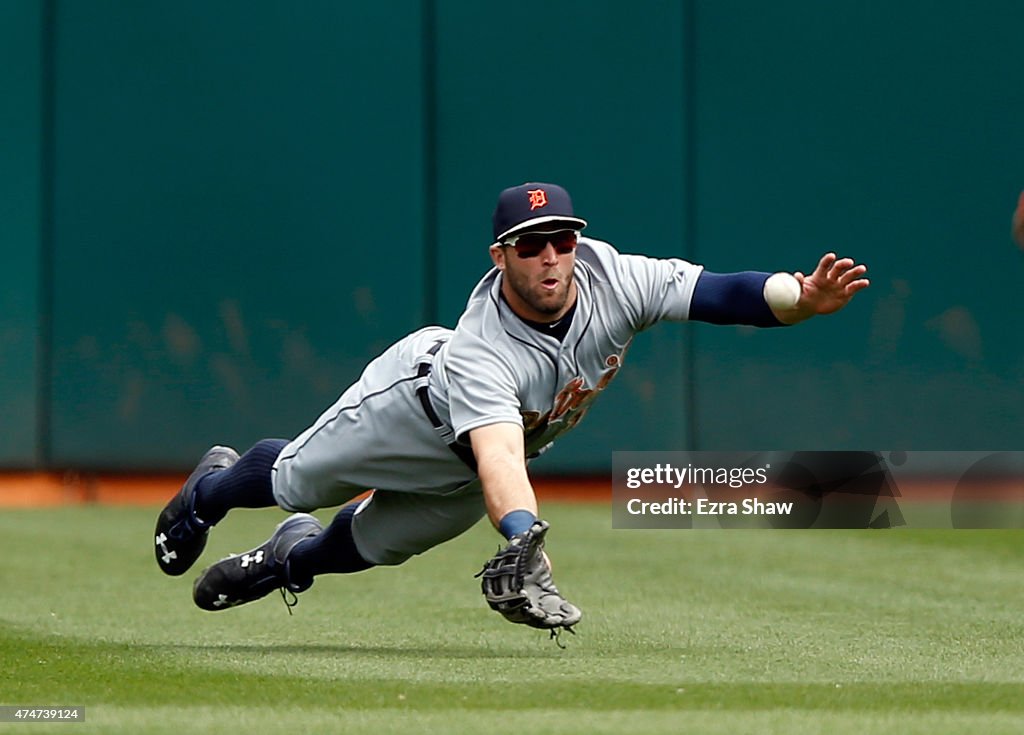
[286,503,374,587]
[192,438,289,525]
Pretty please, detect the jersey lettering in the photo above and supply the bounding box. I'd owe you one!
[521,352,625,440]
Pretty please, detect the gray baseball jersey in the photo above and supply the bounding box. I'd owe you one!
[272,237,703,564]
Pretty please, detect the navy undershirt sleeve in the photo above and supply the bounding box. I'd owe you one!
[689,271,786,327]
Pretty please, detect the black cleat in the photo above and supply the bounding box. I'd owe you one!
[192,513,323,612]
[154,445,239,576]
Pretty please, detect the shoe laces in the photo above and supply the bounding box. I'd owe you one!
[276,560,311,616]
[168,514,203,541]
[278,587,299,615]
[549,625,576,649]
[169,493,211,540]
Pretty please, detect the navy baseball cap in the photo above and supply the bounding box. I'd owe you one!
[492,182,588,243]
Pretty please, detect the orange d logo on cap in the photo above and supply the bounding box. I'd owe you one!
[492,182,588,243]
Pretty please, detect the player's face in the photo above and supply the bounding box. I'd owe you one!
[491,230,578,322]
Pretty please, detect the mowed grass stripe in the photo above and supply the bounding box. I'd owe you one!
[3,630,1023,712]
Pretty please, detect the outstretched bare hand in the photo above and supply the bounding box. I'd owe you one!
[775,253,869,324]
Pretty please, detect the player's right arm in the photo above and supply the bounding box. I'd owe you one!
[443,321,540,536]
[470,420,582,632]
[468,422,538,531]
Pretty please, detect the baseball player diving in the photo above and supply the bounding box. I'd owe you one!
[154,182,869,635]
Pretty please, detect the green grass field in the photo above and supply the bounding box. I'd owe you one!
[1,504,1022,734]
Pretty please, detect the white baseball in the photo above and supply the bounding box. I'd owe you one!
[763,272,801,310]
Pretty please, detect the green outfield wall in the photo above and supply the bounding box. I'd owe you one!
[3,0,1022,472]
[0,1,45,466]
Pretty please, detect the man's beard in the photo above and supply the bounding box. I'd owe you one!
[506,268,573,317]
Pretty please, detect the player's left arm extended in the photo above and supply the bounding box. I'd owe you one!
[691,252,868,327]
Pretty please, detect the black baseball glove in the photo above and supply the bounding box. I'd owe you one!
[476,520,582,632]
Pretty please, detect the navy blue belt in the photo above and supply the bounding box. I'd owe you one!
[416,341,478,473]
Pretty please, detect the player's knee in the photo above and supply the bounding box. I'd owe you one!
[358,546,414,567]
[272,453,365,513]
[270,464,317,512]
[347,516,407,566]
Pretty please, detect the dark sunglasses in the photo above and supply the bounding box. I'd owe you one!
[502,230,579,259]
